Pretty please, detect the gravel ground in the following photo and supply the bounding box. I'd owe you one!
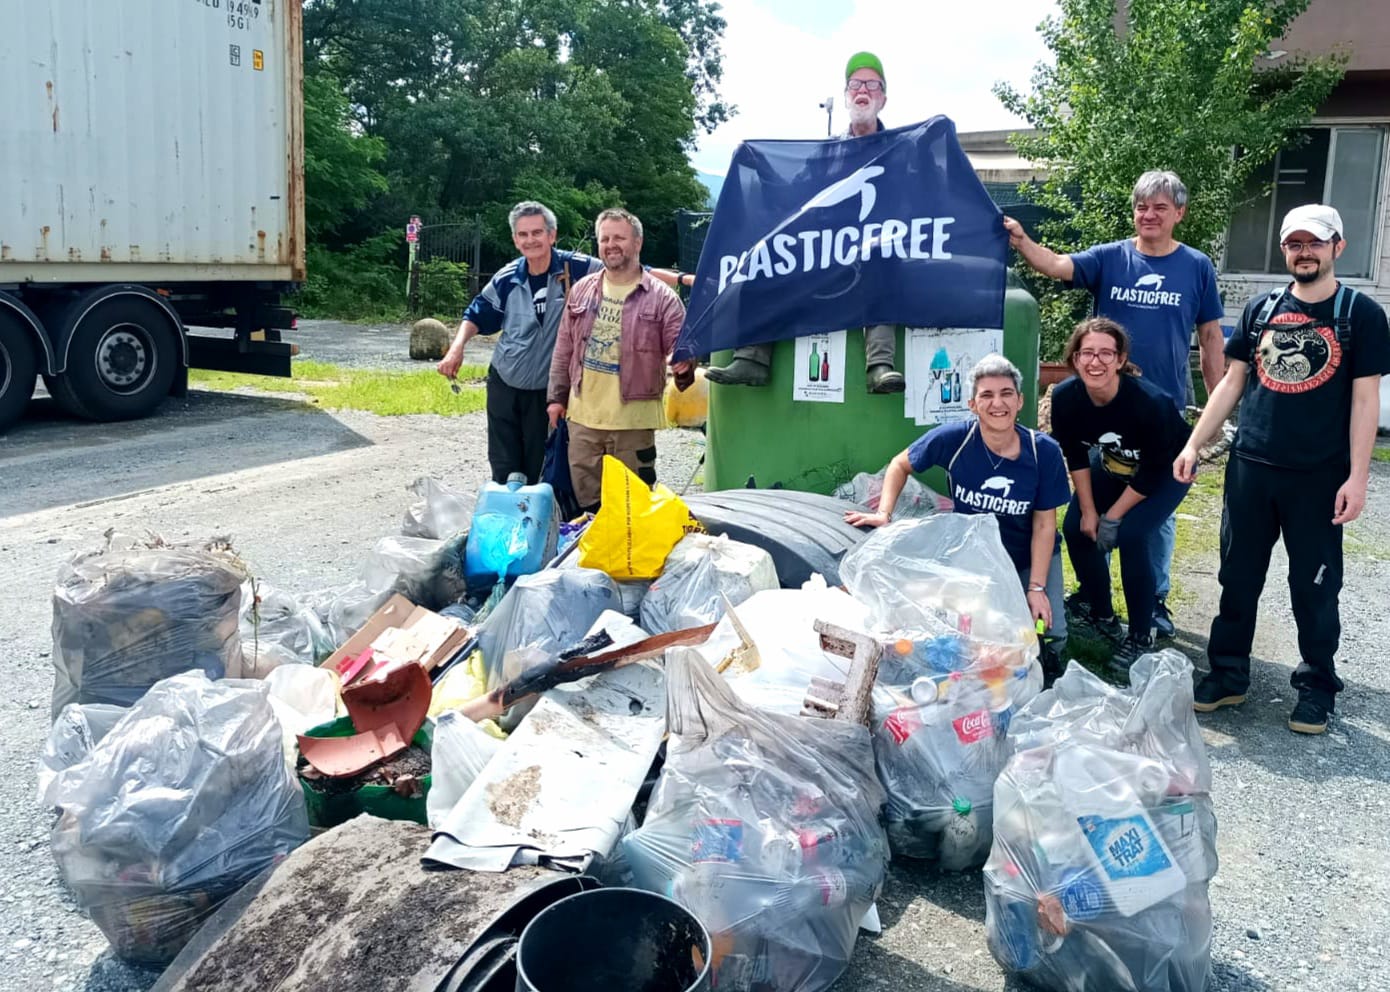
[1,319,1387,992]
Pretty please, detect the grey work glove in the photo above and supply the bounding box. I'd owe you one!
[1096,515,1121,554]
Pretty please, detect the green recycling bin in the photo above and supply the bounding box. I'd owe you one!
[704,270,1040,494]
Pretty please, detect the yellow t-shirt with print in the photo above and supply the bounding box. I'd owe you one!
[567,276,665,430]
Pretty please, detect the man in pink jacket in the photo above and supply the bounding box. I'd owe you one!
[547,208,693,512]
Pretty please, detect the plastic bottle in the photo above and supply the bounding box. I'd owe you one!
[938,797,983,870]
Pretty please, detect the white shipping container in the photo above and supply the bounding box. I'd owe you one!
[0,0,304,284]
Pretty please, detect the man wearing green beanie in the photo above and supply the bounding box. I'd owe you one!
[704,51,905,393]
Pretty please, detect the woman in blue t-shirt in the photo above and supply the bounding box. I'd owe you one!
[1049,317,1193,676]
[845,354,1072,682]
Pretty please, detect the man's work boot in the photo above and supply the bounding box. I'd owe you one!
[867,365,905,394]
[704,358,769,387]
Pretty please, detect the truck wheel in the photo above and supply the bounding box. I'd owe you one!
[0,314,38,431]
[51,297,179,421]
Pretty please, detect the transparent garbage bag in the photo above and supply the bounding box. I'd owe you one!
[833,467,951,519]
[49,672,309,965]
[401,476,475,540]
[361,533,469,612]
[476,567,620,688]
[640,533,779,634]
[237,582,335,677]
[37,703,128,808]
[308,581,394,649]
[841,515,1042,866]
[622,647,888,992]
[983,650,1217,992]
[426,710,504,828]
[50,533,248,719]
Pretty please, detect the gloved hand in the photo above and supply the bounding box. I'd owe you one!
[1096,515,1121,553]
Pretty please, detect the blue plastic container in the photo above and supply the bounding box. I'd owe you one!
[464,473,558,586]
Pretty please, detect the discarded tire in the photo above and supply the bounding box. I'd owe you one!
[515,887,711,992]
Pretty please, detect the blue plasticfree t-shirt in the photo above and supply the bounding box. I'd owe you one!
[1068,240,1224,411]
[907,419,1071,571]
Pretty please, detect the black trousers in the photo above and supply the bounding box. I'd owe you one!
[1207,455,1346,704]
[485,367,549,485]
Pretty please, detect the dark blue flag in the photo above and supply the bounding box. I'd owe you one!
[673,117,1008,362]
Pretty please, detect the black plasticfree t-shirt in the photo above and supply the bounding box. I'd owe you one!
[1226,286,1390,471]
[1049,374,1192,496]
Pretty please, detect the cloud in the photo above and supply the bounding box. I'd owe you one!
[693,0,1058,173]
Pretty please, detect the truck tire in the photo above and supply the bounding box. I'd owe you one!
[0,313,38,432]
[49,296,179,421]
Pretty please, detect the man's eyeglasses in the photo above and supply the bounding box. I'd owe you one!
[1281,239,1331,253]
[1077,349,1119,364]
[846,79,884,92]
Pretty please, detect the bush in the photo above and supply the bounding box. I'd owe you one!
[298,233,408,322]
[412,257,472,322]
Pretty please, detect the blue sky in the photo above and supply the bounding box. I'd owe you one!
[691,0,1060,174]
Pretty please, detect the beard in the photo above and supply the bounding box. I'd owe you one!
[1289,259,1328,284]
[847,101,878,129]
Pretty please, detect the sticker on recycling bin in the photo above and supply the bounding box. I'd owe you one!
[1076,811,1187,916]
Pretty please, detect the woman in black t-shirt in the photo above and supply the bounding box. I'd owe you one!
[1049,318,1193,676]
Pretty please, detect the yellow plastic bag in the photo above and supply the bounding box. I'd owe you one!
[429,650,506,739]
[577,456,702,580]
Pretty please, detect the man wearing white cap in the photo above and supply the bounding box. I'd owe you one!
[1175,204,1390,734]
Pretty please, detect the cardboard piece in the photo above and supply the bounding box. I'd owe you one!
[321,594,469,681]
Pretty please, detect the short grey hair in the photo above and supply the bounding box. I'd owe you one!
[595,207,643,242]
[1131,170,1188,209]
[508,200,557,234]
[968,353,1023,398]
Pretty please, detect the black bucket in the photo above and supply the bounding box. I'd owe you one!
[515,887,711,992]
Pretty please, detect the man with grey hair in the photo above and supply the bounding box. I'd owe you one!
[439,200,604,485]
[1003,170,1225,642]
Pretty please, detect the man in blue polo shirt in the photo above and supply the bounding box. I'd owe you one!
[1004,170,1225,640]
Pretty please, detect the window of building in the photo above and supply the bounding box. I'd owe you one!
[1225,126,1385,279]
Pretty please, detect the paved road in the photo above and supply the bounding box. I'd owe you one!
[1,341,1389,991]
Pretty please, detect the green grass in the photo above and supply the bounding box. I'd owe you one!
[189,358,490,416]
[1373,445,1390,464]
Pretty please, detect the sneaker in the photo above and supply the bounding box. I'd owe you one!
[704,358,769,387]
[1108,632,1153,678]
[1192,673,1247,713]
[866,365,906,394]
[1089,614,1125,646]
[1288,692,1331,735]
[1153,598,1176,640]
[1064,593,1094,625]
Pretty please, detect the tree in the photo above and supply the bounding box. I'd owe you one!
[302,68,389,243]
[995,0,1345,353]
[302,0,728,266]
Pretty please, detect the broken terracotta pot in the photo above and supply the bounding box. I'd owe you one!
[297,662,432,778]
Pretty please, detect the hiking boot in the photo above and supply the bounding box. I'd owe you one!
[1192,673,1247,713]
[704,358,769,387]
[1288,692,1331,735]
[1108,632,1153,679]
[1153,597,1176,640]
[866,365,906,393]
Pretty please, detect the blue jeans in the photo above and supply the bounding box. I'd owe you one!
[1017,550,1067,644]
[1150,513,1176,600]
[1064,466,1191,638]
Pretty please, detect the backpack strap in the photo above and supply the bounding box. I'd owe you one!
[1250,287,1284,344]
[1332,283,1357,351]
[945,420,980,498]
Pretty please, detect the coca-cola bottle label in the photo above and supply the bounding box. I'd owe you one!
[884,707,924,745]
[952,708,995,744]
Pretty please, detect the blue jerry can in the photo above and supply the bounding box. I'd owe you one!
[464,473,559,586]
